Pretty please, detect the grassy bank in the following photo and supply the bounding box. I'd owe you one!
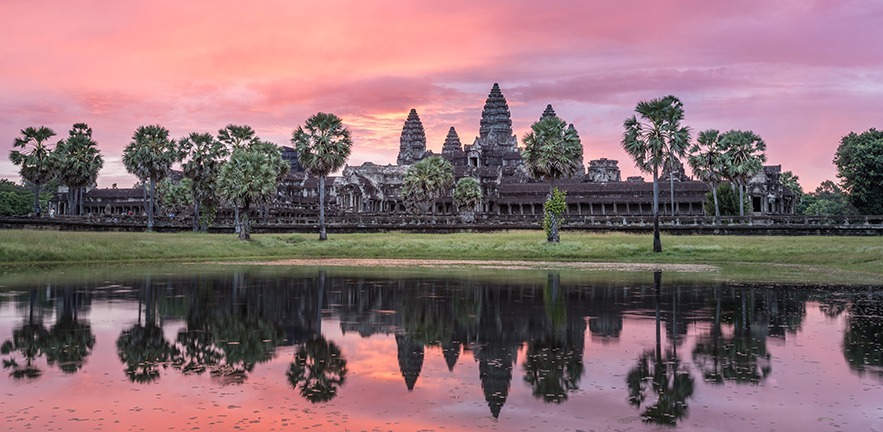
[0,229,880,275]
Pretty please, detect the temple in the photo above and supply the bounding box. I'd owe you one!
[328,83,797,218]
[56,83,798,219]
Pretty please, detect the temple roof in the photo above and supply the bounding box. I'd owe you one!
[541,104,557,120]
[442,127,462,154]
[478,83,514,144]
[397,109,427,165]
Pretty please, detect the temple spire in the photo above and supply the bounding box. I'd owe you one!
[397,109,427,165]
[478,83,515,150]
[442,127,462,154]
[541,104,557,120]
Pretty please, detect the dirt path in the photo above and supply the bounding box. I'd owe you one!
[227,258,719,273]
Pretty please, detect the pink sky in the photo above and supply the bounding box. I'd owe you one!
[2,0,881,191]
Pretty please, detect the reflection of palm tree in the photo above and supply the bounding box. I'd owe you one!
[173,328,224,376]
[523,336,583,403]
[45,289,95,374]
[46,320,95,374]
[116,324,177,384]
[692,288,771,385]
[625,272,695,426]
[626,349,694,425]
[2,323,50,380]
[842,295,883,380]
[209,311,281,385]
[1,290,50,380]
[116,280,177,383]
[287,335,348,403]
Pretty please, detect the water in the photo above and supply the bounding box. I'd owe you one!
[0,267,881,431]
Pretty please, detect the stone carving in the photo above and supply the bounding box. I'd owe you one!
[586,158,621,182]
[396,109,427,166]
[661,156,688,182]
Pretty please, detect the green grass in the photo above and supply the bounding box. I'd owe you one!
[0,229,880,284]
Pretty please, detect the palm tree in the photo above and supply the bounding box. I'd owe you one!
[453,177,482,222]
[179,132,228,231]
[720,130,766,216]
[287,335,348,403]
[216,141,288,240]
[522,116,583,188]
[622,96,690,252]
[291,113,352,241]
[122,125,178,231]
[402,156,454,215]
[688,129,725,218]
[522,115,583,243]
[55,123,104,215]
[9,126,58,217]
[217,125,260,232]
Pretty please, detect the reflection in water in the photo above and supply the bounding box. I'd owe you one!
[117,279,176,384]
[288,334,348,403]
[842,293,883,378]
[2,288,94,380]
[523,272,585,404]
[1,268,882,429]
[626,272,694,426]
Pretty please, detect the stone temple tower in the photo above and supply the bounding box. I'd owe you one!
[397,108,427,165]
[476,83,517,152]
[540,104,557,120]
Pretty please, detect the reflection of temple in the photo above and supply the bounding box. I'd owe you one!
[10,271,872,419]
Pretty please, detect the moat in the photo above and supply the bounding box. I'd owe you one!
[1,266,881,431]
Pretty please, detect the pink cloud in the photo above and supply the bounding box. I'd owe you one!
[2,0,881,191]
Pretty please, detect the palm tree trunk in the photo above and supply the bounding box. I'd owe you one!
[669,158,676,216]
[193,199,200,232]
[712,183,720,218]
[142,183,148,216]
[148,178,156,231]
[239,198,250,241]
[738,182,745,217]
[79,187,84,215]
[67,187,75,216]
[33,182,42,217]
[319,174,327,241]
[234,207,240,233]
[652,167,662,253]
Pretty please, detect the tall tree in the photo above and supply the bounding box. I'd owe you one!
[55,123,104,215]
[834,128,883,215]
[402,156,454,216]
[291,113,352,241]
[688,129,725,217]
[217,125,260,232]
[720,130,766,216]
[216,141,288,240]
[179,132,228,231]
[522,115,583,242]
[9,126,57,217]
[622,96,690,252]
[122,125,178,231]
[799,180,858,216]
